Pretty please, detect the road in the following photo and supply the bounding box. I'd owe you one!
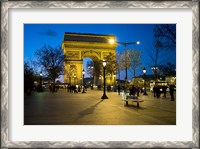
[24,89,176,125]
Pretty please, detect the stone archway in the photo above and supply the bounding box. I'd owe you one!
[62,32,117,85]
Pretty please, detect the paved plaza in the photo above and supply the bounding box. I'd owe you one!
[24,89,176,125]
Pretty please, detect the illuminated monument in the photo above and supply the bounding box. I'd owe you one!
[62,32,117,86]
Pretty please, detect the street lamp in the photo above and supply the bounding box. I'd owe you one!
[113,74,116,92]
[110,39,140,94]
[113,74,116,85]
[143,67,148,95]
[39,71,43,92]
[74,74,76,85]
[82,69,86,93]
[101,61,108,99]
[40,71,43,84]
[151,66,158,80]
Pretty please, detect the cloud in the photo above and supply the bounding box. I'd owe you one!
[39,29,57,37]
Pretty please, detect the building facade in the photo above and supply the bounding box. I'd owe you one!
[62,32,117,85]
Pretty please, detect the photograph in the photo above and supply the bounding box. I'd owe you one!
[24,24,176,125]
[1,1,198,148]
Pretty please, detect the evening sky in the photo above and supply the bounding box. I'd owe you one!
[24,24,176,81]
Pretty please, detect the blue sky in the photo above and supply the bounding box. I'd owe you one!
[24,24,176,81]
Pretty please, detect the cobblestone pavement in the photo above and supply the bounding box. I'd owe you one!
[24,89,176,125]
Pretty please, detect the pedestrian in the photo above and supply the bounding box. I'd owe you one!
[65,84,68,92]
[156,86,161,98]
[136,85,140,97]
[49,84,54,94]
[129,86,132,96]
[52,84,56,92]
[107,85,111,92]
[72,85,75,93]
[78,85,81,92]
[67,84,70,92]
[162,85,167,98]
[153,86,156,97]
[169,84,175,101]
[74,86,78,93]
[69,85,72,93]
[117,84,121,95]
[55,85,59,92]
[129,85,136,96]
[49,85,52,93]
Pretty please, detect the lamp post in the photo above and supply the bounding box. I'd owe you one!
[109,39,140,94]
[113,74,116,92]
[113,74,116,85]
[143,67,148,95]
[151,66,158,81]
[40,71,43,85]
[74,74,76,85]
[39,71,43,92]
[101,61,108,99]
[82,69,86,93]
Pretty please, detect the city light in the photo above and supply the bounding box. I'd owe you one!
[101,61,108,99]
[108,38,115,44]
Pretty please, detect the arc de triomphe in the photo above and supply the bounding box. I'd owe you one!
[62,32,117,86]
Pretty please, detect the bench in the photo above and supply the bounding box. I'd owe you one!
[121,95,144,107]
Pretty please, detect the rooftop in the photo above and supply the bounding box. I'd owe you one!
[63,32,115,43]
[64,32,114,37]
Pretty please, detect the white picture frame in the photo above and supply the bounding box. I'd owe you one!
[1,1,199,148]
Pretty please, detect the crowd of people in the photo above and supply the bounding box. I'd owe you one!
[152,85,175,101]
[47,82,176,101]
[48,84,60,93]
[48,84,86,94]
[66,84,84,93]
[121,84,176,101]
[129,85,140,97]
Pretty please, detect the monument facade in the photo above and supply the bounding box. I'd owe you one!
[62,32,117,86]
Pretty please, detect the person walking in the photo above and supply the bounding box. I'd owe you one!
[156,86,161,98]
[49,84,54,94]
[49,85,52,93]
[136,85,140,97]
[129,85,136,96]
[162,85,167,98]
[153,86,156,97]
[117,84,121,95]
[169,84,175,101]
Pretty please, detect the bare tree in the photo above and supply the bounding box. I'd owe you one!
[24,62,35,94]
[116,52,124,81]
[105,52,117,76]
[154,24,176,50]
[117,49,142,79]
[102,52,117,86]
[148,24,176,81]
[127,49,142,78]
[93,60,102,80]
[86,60,103,86]
[35,45,65,84]
[119,53,129,71]
[85,53,117,86]
[159,62,176,77]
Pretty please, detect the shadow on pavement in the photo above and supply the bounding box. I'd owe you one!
[74,99,104,123]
